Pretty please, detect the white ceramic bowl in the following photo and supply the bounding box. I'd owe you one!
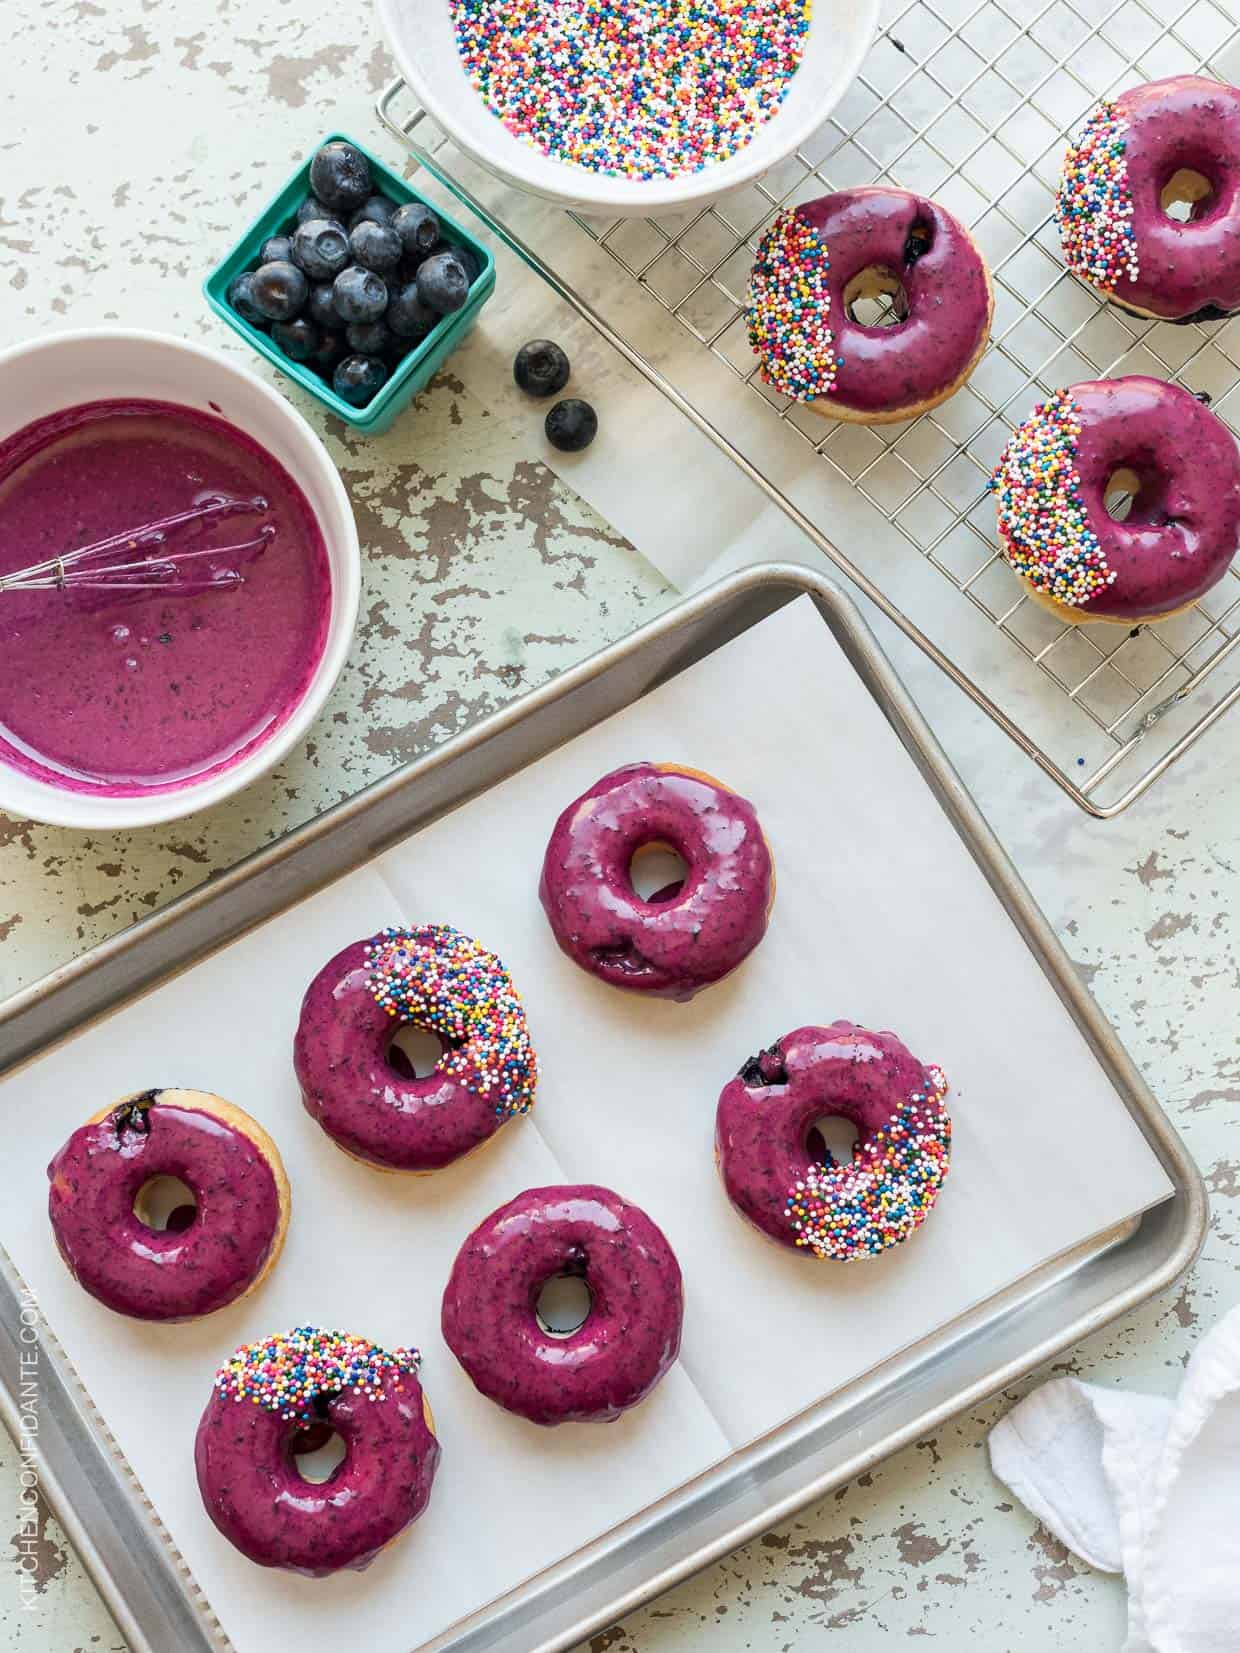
[0,330,360,831]
[378,0,880,218]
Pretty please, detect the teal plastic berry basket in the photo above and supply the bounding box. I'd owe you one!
[204,132,495,434]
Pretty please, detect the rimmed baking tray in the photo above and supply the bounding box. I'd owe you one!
[0,564,1206,1653]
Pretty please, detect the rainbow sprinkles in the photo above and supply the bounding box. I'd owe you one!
[365,923,539,1118]
[747,209,841,401]
[1056,100,1140,294]
[990,389,1116,609]
[785,1067,951,1261]
[213,1328,421,1425]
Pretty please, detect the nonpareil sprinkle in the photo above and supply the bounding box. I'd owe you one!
[450,0,812,181]
[746,208,839,400]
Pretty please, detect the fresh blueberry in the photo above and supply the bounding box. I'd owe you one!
[332,265,388,324]
[416,249,469,315]
[249,260,308,322]
[349,194,395,230]
[392,201,441,258]
[227,270,268,327]
[333,353,389,407]
[309,142,372,214]
[514,339,570,398]
[295,195,336,227]
[271,316,321,363]
[346,319,398,358]
[545,398,597,452]
[349,219,402,274]
[452,244,480,286]
[386,282,439,340]
[306,281,340,331]
[292,218,350,281]
[310,330,347,374]
[259,234,295,266]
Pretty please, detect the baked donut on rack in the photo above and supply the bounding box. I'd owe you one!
[990,376,1240,625]
[1057,76,1240,322]
[715,1023,951,1261]
[294,923,538,1172]
[746,187,993,423]
[195,1325,439,1574]
[539,762,775,1001]
[46,1087,289,1321]
[441,1185,684,1425]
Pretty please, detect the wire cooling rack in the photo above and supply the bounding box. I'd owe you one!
[378,0,1240,815]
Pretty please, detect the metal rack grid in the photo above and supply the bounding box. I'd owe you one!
[378,0,1240,815]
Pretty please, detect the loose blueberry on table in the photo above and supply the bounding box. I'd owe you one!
[222,139,483,411]
[545,397,598,452]
[514,339,571,397]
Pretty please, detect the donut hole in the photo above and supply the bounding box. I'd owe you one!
[1104,466,1144,522]
[387,1023,446,1080]
[536,1273,593,1338]
[843,266,909,329]
[132,1175,197,1233]
[289,1422,347,1484]
[629,841,688,903]
[806,1115,860,1167]
[1161,168,1215,223]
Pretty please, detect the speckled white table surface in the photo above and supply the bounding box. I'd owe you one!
[4,0,1239,1648]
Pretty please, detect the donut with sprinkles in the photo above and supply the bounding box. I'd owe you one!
[992,376,1240,626]
[1058,76,1240,322]
[294,923,538,1172]
[715,1022,950,1262]
[195,1326,440,1574]
[746,188,993,424]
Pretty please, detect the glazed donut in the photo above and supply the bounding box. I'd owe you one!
[46,1088,289,1321]
[746,188,993,424]
[539,762,774,1001]
[441,1185,684,1425]
[195,1326,439,1575]
[991,377,1240,625]
[715,1023,950,1261]
[1057,76,1240,322]
[294,923,538,1172]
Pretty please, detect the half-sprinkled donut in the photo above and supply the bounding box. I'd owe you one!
[539,762,774,1001]
[715,1023,950,1261]
[294,923,538,1172]
[746,187,993,424]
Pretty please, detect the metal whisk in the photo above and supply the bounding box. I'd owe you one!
[0,493,275,598]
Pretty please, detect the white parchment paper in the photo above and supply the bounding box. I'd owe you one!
[0,598,1171,1652]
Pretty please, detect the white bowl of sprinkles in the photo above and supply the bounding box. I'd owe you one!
[378,0,880,217]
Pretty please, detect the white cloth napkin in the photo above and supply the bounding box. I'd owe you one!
[989,1304,1240,1652]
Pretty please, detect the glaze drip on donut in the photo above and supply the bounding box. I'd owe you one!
[213,1326,421,1426]
[786,1066,950,1261]
[747,210,841,401]
[365,923,538,1118]
[990,389,1116,608]
[1057,101,1140,293]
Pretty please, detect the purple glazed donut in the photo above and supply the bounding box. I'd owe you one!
[46,1088,289,1321]
[715,1023,951,1261]
[539,762,775,1001]
[441,1185,684,1425]
[294,924,538,1172]
[1058,76,1240,322]
[195,1326,439,1575]
[746,188,993,423]
[992,377,1240,624]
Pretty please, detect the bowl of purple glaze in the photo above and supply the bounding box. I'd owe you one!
[0,330,360,830]
[378,0,880,218]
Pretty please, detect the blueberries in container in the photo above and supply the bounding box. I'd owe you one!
[387,282,439,341]
[306,281,340,331]
[332,265,388,324]
[259,234,295,266]
[227,271,268,327]
[249,260,308,322]
[416,249,470,315]
[350,194,396,230]
[271,317,320,362]
[392,201,441,259]
[292,219,350,281]
[349,220,402,274]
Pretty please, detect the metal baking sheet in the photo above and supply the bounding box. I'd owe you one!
[0,565,1206,1653]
